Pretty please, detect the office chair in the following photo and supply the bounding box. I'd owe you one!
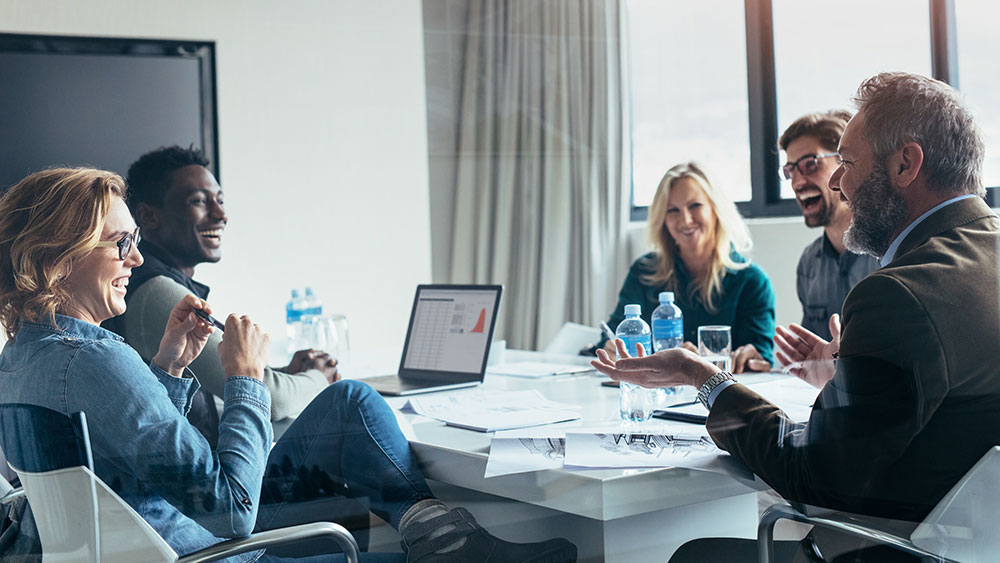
[0,403,361,563]
[757,446,1000,563]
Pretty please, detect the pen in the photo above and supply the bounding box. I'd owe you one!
[600,321,617,343]
[193,308,226,332]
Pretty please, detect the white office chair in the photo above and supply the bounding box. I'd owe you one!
[543,322,601,355]
[757,446,1000,563]
[2,405,361,563]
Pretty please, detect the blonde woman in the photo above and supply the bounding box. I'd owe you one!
[602,163,775,373]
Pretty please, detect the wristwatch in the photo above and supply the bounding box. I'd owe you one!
[697,371,736,409]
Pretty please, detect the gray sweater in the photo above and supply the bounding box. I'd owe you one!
[120,276,328,421]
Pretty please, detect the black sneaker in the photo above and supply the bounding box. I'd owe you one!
[401,507,577,563]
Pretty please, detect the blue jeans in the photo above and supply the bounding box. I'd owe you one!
[255,380,432,562]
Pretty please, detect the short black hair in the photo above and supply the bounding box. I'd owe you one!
[126,145,210,213]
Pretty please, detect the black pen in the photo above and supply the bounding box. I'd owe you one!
[193,308,226,332]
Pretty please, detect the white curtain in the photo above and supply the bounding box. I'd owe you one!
[449,0,632,350]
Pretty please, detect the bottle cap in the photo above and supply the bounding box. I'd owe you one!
[291,289,301,298]
[305,287,315,296]
[659,291,674,303]
[624,304,641,316]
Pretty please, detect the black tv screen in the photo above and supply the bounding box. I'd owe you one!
[0,33,218,191]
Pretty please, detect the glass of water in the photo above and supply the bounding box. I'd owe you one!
[698,325,732,372]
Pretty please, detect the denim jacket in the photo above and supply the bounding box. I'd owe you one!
[0,315,272,562]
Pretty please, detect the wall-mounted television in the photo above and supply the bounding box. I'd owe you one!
[0,33,218,191]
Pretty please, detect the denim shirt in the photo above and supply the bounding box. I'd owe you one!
[0,314,272,562]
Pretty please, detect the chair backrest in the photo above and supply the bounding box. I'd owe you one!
[543,322,601,354]
[910,445,1000,563]
[0,404,177,563]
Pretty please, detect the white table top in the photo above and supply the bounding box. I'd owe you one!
[349,349,776,521]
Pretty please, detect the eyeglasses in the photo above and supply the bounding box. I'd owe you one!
[95,227,141,261]
[781,152,840,180]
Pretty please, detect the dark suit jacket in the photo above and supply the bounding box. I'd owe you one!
[708,197,1000,537]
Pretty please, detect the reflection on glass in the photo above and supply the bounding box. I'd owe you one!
[773,0,931,198]
[627,0,751,205]
[956,0,1000,187]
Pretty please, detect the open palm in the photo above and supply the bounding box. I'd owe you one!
[774,314,841,388]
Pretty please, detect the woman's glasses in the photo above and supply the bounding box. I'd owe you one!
[95,227,141,260]
[781,152,840,180]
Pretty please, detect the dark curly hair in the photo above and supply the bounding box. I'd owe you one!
[126,145,210,214]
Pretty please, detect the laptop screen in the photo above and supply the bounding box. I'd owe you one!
[400,286,501,375]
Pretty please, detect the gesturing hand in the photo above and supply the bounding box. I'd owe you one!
[590,338,719,390]
[152,295,216,378]
[217,315,270,381]
[285,348,340,384]
[774,314,840,388]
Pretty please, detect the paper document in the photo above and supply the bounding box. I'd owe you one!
[564,431,722,469]
[402,390,581,432]
[485,428,567,477]
[487,361,594,378]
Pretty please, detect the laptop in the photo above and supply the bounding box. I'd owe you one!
[365,284,503,396]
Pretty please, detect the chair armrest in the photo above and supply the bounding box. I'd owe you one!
[757,503,955,563]
[176,521,360,563]
[0,487,25,505]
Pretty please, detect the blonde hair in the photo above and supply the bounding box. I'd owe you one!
[0,168,127,339]
[644,162,752,313]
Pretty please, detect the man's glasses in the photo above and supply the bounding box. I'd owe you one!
[95,227,141,261]
[781,152,840,180]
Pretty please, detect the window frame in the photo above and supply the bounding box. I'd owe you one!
[629,0,995,222]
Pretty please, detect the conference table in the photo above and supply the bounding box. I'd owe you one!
[345,350,788,562]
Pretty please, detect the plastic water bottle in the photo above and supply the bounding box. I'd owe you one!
[651,291,683,400]
[285,289,306,358]
[298,287,327,351]
[616,304,656,423]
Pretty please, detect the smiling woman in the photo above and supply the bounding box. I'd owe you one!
[601,162,776,374]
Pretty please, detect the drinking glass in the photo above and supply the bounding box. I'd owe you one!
[698,325,732,372]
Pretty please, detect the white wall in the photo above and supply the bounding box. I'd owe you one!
[0,0,432,355]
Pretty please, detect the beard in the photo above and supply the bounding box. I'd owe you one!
[843,162,908,258]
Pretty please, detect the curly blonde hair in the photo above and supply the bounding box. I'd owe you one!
[0,168,127,339]
[644,162,752,313]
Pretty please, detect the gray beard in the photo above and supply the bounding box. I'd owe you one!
[843,162,908,258]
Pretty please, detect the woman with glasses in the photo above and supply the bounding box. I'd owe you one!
[0,168,576,563]
[600,162,776,374]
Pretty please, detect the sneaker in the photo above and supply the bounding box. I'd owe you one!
[401,507,577,563]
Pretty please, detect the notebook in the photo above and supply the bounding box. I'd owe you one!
[365,284,503,396]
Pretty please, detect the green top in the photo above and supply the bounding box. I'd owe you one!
[120,276,328,421]
[604,252,776,363]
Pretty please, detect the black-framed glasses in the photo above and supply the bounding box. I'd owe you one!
[781,152,840,180]
[95,227,141,260]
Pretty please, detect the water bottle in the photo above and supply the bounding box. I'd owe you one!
[285,289,306,358]
[616,304,656,423]
[651,291,683,400]
[298,287,324,350]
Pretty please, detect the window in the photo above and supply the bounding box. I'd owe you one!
[955,0,1000,188]
[772,0,932,199]
[626,0,983,219]
[626,0,751,214]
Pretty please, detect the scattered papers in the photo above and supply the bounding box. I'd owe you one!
[485,428,567,478]
[487,361,594,378]
[401,390,581,432]
[564,432,721,469]
[485,426,735,478]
